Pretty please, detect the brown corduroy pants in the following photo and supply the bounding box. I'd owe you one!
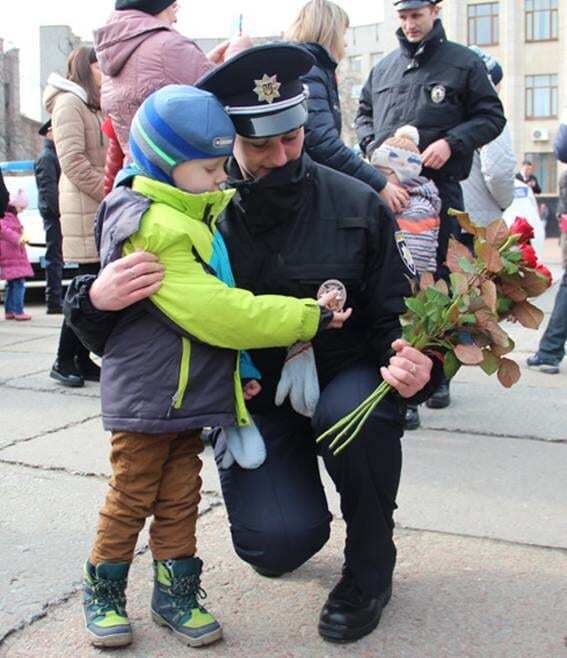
[90,430,203,565]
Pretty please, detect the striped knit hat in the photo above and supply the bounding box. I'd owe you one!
[129,85,236,185]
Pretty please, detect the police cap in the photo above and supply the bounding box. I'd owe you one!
[394,0,441,10]
[38,119,52,137]
[197,43,315,139]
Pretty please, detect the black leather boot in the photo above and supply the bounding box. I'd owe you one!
[318,573,392,643]
[426,377,451,409]
[50,360,84,388]
[75,356,101,383]
[404,404,420,430]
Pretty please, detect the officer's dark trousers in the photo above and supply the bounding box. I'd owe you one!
[42,212,63,310]
[214,364,404,597]
[432,178,465,279]
[56,263,99,366]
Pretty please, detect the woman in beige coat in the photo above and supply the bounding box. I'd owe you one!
[44,47,107,387]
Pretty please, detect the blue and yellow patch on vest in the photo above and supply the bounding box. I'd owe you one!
[395,231,417,276]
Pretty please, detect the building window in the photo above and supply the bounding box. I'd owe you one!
[467,3,499,46]
[524,152,557,193]
[525,74,558,118]
[525,0,558,42]
[349,56,363,73]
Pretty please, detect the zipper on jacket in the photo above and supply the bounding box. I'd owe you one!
[166,337,191,418]
[203,203,213,230]
[234,352,251,427]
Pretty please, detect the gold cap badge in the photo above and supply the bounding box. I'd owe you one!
[253,74,282,104]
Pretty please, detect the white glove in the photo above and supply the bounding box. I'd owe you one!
[220,419,266,470]
[275,342,320,418]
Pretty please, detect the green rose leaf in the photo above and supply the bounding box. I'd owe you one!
[450,272,469,295]
[443,350,461,379]
[405,297,427,317]
[480,350,501,375]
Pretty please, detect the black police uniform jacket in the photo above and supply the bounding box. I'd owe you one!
[218,153,420,408]
[34,139,61,219]
[355,20,506,182]
[300,42,387,194]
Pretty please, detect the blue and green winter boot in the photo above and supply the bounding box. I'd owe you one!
[83,561,132,647]
[151,556,222,647]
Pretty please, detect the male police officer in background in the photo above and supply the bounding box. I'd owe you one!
[356,0,506,411]
[65,44,439,644]
[35,119,63,314]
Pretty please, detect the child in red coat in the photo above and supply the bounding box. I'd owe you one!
[0,190,33,320]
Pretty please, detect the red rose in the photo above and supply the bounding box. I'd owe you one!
[536,264,553,287]
[510,217,535,244]
[520,243,538,268]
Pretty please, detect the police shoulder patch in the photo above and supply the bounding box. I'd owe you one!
[395,231,417,276]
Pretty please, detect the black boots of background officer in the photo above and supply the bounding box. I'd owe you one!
[426,375,451,409]
[404,403,421,430]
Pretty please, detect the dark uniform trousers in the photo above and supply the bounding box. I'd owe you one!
[57,263,100,366]
[430,176,465,279]
[42,211,64,309]
[214,364,404,597]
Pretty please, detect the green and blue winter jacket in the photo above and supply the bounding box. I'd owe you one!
[97,175,321,433]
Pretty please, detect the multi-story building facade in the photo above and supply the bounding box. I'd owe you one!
[0,40,41,162]
[341,1,565,197]
[40,26,93,121]
[443,0,564,195]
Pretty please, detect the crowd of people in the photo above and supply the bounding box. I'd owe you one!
[0,0,566,649]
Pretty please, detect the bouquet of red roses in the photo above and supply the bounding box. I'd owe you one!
[317,214,552,456]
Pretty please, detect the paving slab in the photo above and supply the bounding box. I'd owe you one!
[0,388,100,449]
[0,463,220,645]
[0,463,109,643]
[0,336,59,355]
[2,508,566,658]
[418,379,567,441]
[0,353,55,384]
[0,422,222,494]
[397,429,567,548]
[4,375,101,398]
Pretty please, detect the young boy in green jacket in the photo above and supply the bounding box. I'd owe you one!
[83,85,350,649]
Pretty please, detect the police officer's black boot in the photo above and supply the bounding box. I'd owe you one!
[404,404,420,430]
[318,570,392,643]
[426,376,451,409]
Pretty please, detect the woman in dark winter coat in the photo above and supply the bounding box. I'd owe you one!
[286,0,409,214]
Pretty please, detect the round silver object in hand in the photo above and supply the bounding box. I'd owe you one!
[317,279,347,311]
